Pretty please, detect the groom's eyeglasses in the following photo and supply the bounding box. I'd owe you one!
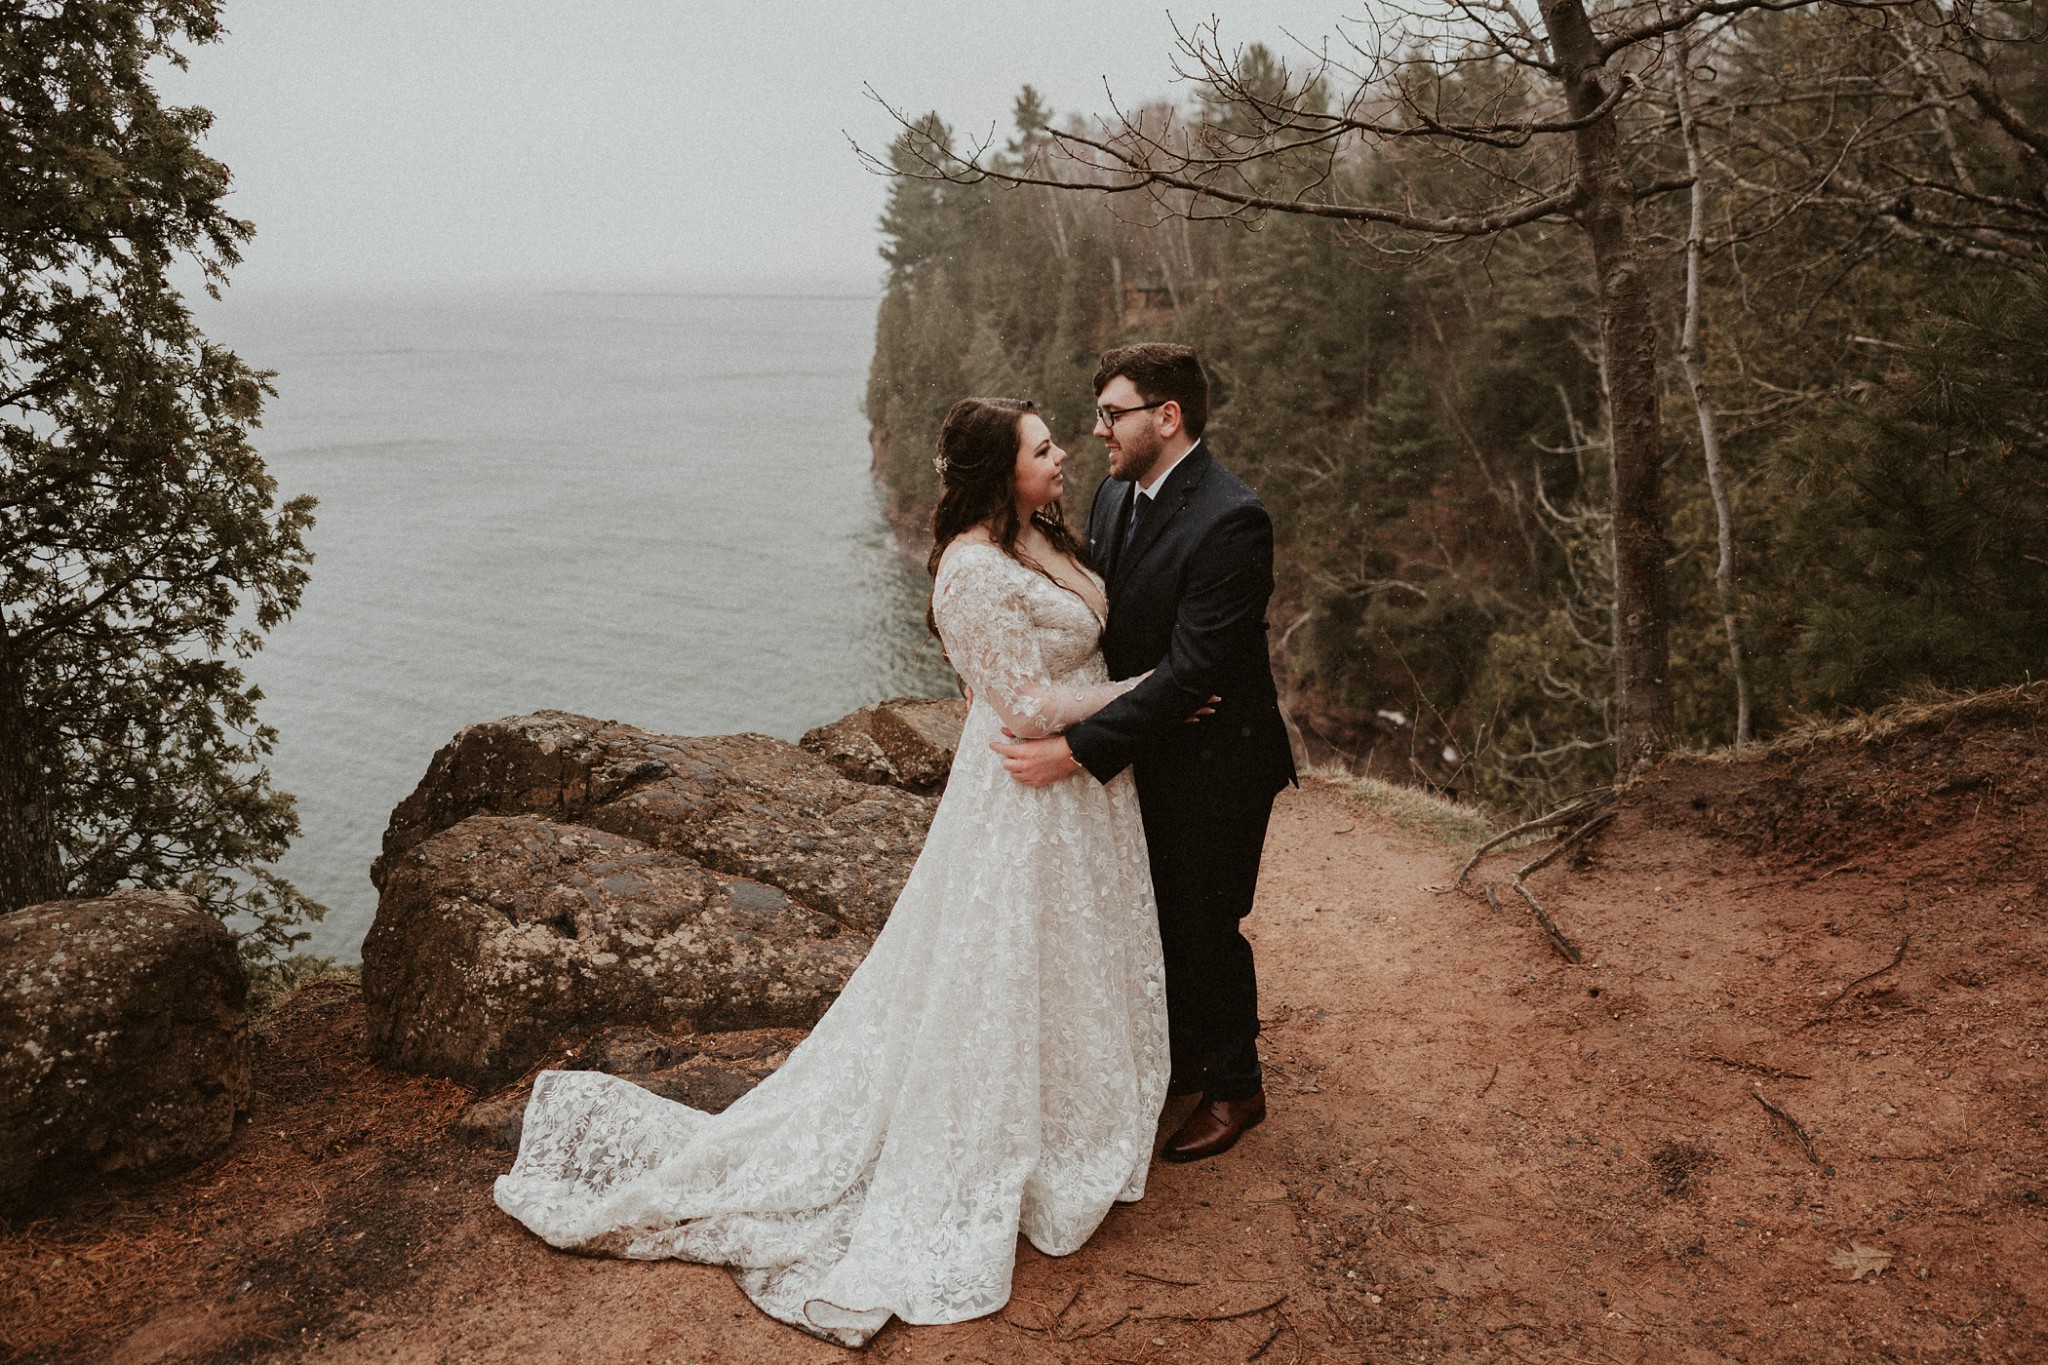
[1095,400,1168,427]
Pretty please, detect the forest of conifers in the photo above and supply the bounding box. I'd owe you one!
[862,3,2047,811]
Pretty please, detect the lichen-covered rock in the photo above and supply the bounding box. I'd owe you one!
[363,709,951,1089]
[800,696,969,794]
[363,814,868,1087]
[372,711,935,935]
[0,892,249,1209]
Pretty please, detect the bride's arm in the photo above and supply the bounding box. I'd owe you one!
[933,550,1139,738]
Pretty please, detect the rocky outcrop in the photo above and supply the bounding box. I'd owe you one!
[0,892,249,1209]
[365,816,866,1086]
[362,709,943,1087]
[801,696,968,794]
[371,711,935,935]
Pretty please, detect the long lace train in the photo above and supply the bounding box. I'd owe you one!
[495,542,1167,1345]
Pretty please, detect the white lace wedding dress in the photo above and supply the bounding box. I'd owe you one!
[495,541,1168,1346]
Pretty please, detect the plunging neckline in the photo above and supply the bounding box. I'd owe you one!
[941,536,1107,630]
[1046,561,1108,629]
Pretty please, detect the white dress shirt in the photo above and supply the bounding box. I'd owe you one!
[1135,438,1201,503]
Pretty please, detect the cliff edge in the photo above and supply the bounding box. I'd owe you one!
[2,688,2041,1363]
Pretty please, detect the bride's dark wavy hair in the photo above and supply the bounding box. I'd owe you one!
[925,396,1089,638]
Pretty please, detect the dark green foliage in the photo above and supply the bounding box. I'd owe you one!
[1,1,320,955]
[864,105,1120,525]
[867,21,2048,811]
[1777,279,2048,707]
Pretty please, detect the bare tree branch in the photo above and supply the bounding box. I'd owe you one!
[1965,81,2048,160]
[1598,0,1901,62]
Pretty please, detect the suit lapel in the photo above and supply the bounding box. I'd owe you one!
[1110,483,1142,585]
[1090,479,1131,584]
[1113,445,1210,592]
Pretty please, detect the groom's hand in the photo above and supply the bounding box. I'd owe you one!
[991,734,1085,787]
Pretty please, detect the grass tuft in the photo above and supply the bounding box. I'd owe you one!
[247,953,361,1014]
[1308,765,1499,847]
[1686,679,2048,763]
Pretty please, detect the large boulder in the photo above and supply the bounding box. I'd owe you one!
[372,711,935,935]
[0,892,249,1209]
[364,815,866,1086]
[362,711,941,1087]
[801,696,968,794]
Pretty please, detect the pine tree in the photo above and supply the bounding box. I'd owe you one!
[1,1,319,954]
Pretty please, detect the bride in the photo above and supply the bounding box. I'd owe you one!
[495,396,1169,1346]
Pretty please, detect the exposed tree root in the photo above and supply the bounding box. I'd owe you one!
[1514,809,1615,881]
[1511,877,1584,964]
[1454,789,1614,888]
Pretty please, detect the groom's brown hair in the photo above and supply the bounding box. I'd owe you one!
[1094,343,1210,438]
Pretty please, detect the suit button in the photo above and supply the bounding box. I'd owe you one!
[1240,726,1251,737]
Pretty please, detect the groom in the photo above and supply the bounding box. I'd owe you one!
[994,342,1296,1162]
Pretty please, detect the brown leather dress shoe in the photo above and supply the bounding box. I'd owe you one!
[1161,1089,1266,1163]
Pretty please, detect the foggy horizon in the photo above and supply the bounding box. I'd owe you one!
[165,1,1356,294]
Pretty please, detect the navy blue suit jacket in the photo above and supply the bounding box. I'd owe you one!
[1065,442,1296,809]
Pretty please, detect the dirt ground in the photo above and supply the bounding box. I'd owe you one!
[4,697,2044,1364]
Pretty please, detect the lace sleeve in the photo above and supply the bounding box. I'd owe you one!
[933,546,1139,738]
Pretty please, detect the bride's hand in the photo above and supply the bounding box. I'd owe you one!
[1185,693,1221,724]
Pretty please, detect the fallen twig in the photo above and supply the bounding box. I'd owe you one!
[1753,1091,1820,1164]
[1510,876,1583,963]
[1454,790,1612,887]
[1245,1318,1285,1361]
[1483,882,1502,914]
[1822,934,1911,1009]
[1176,1290,1288,1322]
[1058,1310,1129,1341]
[1514,809,1615,881]
[1123,1267,1200,1287]
[1477,1062,1500,1098]
[1699,1054,1813,1081]
[1002,1283,1080,1332]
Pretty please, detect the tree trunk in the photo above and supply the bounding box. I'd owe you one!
[1675,34,1754,748]
[1545,0,1676,776]
[0,653,65,913]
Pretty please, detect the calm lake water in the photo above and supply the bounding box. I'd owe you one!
[196,288,955,960]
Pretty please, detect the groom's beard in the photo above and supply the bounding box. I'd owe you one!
[1108,425,1164,484]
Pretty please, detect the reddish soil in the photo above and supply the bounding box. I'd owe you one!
[4,694,2044,1364]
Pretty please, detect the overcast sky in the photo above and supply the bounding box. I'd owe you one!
[163,1,1357,293]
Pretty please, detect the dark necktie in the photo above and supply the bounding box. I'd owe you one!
[1123,490,1151,552]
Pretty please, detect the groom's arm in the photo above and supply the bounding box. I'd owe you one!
[1063,501,1276,783]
